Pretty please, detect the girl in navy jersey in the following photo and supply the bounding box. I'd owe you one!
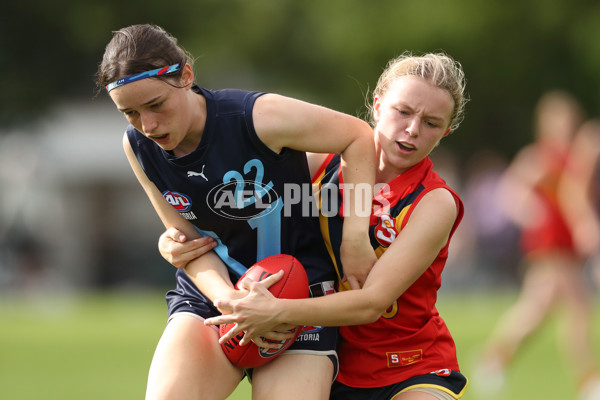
[96,24,376,400]
[167,53,470,399]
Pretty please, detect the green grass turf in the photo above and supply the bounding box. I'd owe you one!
[0,290,598,399]
[440,290,600,400]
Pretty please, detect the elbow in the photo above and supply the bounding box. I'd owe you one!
[349,119,375,148]
[358,122,376,147]
[362,309,382,324]
[357,300,391,324]
[359,119,374,136]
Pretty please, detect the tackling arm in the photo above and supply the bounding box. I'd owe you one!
[208,188,459,343]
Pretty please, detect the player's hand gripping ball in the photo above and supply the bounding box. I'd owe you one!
[219,254,309,368]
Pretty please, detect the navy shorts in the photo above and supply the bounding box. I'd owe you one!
[330,369,468,400]
[165,269,339,373]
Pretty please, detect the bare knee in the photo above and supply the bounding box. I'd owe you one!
[146,314,242,400]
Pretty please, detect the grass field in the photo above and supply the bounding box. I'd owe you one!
[1,289,598,399]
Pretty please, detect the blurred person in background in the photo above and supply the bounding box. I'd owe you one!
[474,91,600,400]
[166,52,471,400]
[96,23,376,400]
[560,119,600,290]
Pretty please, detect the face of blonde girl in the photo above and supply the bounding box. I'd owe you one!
[373,75,454,179]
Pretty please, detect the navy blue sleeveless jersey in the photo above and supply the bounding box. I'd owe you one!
[127,86,335,286]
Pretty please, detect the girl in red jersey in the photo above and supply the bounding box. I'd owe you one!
[474,92,600,400]
[166,52,470,399]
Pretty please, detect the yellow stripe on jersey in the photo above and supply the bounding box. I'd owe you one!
[312,167,347,291]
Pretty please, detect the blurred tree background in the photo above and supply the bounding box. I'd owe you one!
[3,0,600,159]
[2,0,600,290]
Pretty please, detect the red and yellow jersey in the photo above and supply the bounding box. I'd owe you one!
[312,154,464,387]
[520,143,574,257]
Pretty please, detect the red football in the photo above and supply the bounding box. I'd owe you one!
[219,254,309,368]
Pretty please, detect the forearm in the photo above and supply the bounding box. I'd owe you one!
[184,251,237,302]
[283,295,377,327]
[339,131,375,236]
[337,130,377,287]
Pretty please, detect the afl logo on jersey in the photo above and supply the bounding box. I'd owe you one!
[207,179,280,220]
[207,159,281,221]
[163,190,192,212]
